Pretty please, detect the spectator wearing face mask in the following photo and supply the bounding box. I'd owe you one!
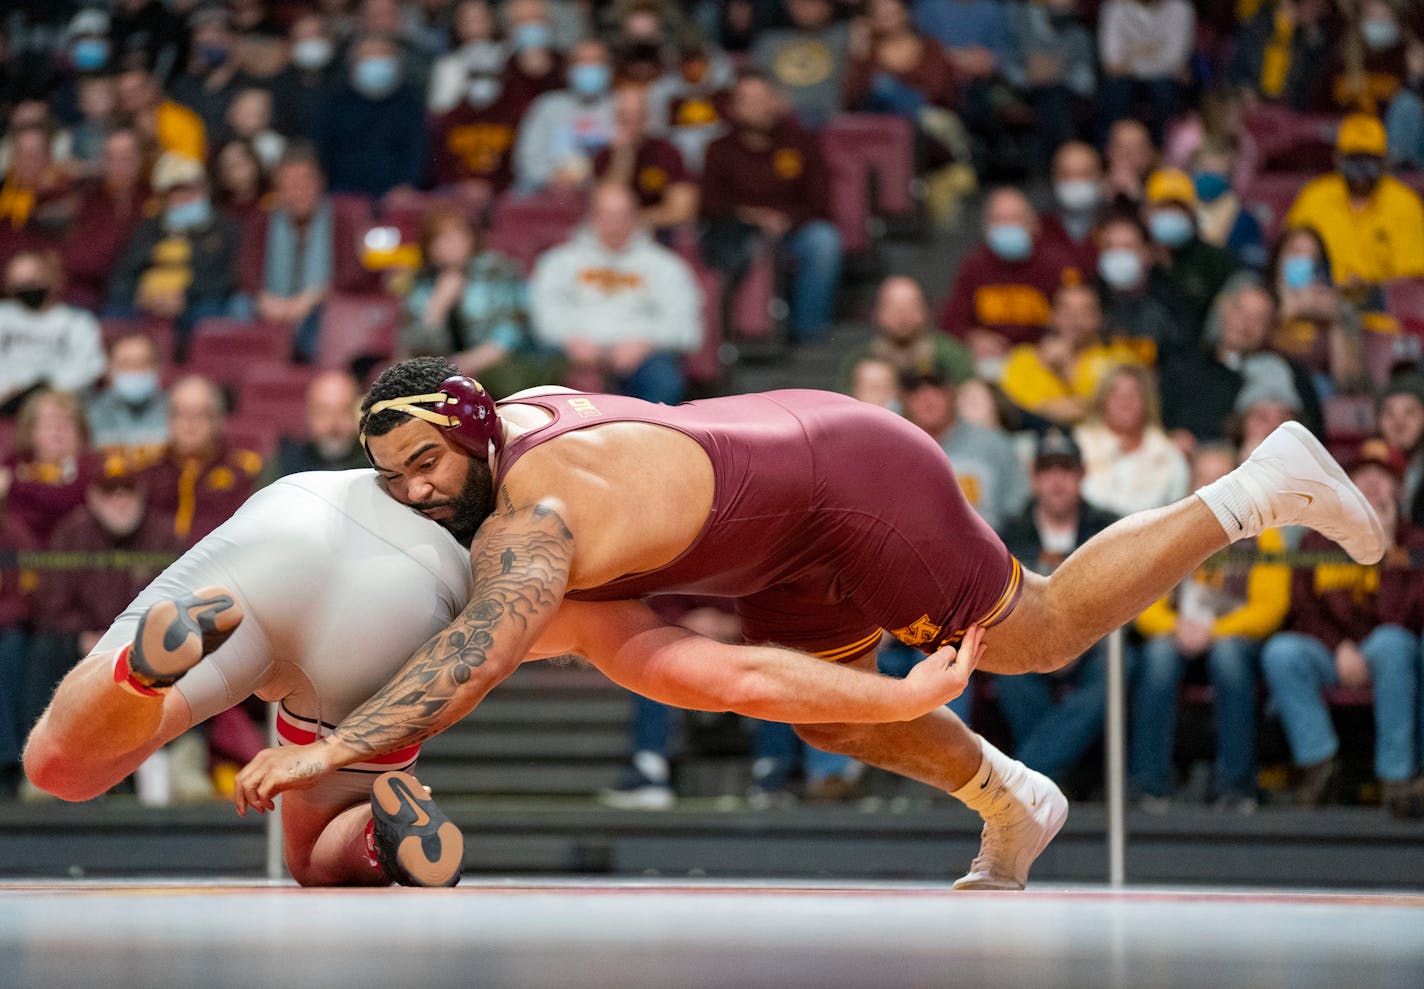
[167,6,245,139]
[429,0,507,113]
[1189,141,1267,271]
[86,332,169,458]
[1040,141,1106,276]
[1285,114,1424,296]
[514,38,617,193]
[501,0,567,117]
[431,40,526,201]
[313,34,428,199]
[0,251,104,418]
[1094,212,1191,360]
[268,13,341,138]
[1142,168,1240,341]
[1309,0,1412,119]
[108,153,243,358]
[937,187,1075,379]
[1268,226,1366,395]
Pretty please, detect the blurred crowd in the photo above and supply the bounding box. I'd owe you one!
[1,0,1423,819]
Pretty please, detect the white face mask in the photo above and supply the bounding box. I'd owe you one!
[467,77,501,107]
[1055,179,1100,213]
[292,37,334,70]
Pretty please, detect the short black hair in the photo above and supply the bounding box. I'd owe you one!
[359,356,460,439]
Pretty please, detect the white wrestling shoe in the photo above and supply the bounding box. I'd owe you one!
[953,759,1068,891]
[1234,421,1386,565]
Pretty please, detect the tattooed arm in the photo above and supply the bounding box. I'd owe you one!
[233,502,574,813]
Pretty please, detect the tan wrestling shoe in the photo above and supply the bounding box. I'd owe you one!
[1237,422,1386,565]
[953,760,1068,891]
[129,587,244,689]
[370,771,464,888]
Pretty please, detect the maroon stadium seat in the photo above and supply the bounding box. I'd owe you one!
[1322,394,1376,443]
[224,419,278,462]
[188,319,291,364]
[731,243,779,340]
[330,193,380,293]
[821,114,915,254]
[485,191,588,272]
[237,362,322,437]
[317,293,400,370]
[1242,172,1311,239]
[1242,104,1340,174]
[684,265,723,386]
[1384,278,1424,336]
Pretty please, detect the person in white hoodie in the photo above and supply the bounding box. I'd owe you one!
[529,181,702,405]
[0,250,105,417]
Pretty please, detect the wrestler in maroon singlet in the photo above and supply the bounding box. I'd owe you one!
[494,389,1023,663]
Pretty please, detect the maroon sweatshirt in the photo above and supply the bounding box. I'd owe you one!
[936,241,1072,344]
[60,182,151,311]
[699,122,830,228]
[593,138,688,209]
[3,456,94,546]
[431,96,526,193]
[1286,526,1424,649]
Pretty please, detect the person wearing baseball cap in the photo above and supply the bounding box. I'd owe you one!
[1261,435,1424,818]
[1143,167,1237,333]
[1284,113,1424,290]
[991,427,1120,787]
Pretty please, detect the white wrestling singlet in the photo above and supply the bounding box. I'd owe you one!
[94,470,473,792]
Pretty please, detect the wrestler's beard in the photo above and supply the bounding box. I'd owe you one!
[415,456,494,547]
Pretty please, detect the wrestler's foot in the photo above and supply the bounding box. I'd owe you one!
[953,760,1067,891]
[370,771,463,887]
[130,586,244,689]
[1234,422,1385,564]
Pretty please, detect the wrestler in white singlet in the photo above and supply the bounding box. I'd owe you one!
[94,470,473,799]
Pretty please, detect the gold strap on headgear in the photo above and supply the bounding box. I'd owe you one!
[359,392,461,448]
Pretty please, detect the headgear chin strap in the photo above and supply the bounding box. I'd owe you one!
[361,375,504,461]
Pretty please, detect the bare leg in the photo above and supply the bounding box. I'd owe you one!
[23,650,193,801]
[982,497,1228,675]
[281,794,387,887]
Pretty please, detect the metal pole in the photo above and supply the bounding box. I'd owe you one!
[1105,628,1126,888]
[265,702,283,881]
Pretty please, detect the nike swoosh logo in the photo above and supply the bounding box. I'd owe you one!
[389,778,431,827]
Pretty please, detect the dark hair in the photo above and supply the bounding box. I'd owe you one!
[1266,225,1335,290]
[359,356,461,439]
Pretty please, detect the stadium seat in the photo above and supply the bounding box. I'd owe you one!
[0,417,14,462]
[821,114,915,254]
[330,193,380,293]
[685,266,723,386]
[1361,329,1409,387]
[1322,394,1376,443]
[237,362,322,438]
[1242,172,1310,239]
[486,191,588,272]
[731,243,780,340]
[185,322,292,388]
[1243,104,1340,174]
[1384,278,1424,336]
[317,293,400,371]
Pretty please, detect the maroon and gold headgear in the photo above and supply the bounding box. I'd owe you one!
[360,376,503,461]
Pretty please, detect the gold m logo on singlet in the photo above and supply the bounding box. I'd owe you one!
[567,397,601,418]
[891,614,942,648]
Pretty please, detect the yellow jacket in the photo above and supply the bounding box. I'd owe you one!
[1137,527,1290,640]
[1285,174,1424,286]
[1000,340,1146,415]
[155,100,207,162]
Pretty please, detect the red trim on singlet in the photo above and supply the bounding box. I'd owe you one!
[274,714,421,767]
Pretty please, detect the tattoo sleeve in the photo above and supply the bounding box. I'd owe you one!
[329,503,575,760]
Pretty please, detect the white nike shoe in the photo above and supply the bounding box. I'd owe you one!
[1238,421,1386,565]
[952,759,1068,891]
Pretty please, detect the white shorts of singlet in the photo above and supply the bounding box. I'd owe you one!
[95,469,473,804]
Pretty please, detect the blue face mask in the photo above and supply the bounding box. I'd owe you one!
[986,223,1033,261]
[199,44,229,69]
[165,196,213,230]
[1281,255,1317,290]
[1362,18,1400,50]
[353,56,400,97]
[569,63,611,98]
[71,38,110,72]
[112,370,160,404]
[1193,172,1231,203]
[513,22,552,52]
[1098,248,1144,290]
[1149,209,1194,248]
